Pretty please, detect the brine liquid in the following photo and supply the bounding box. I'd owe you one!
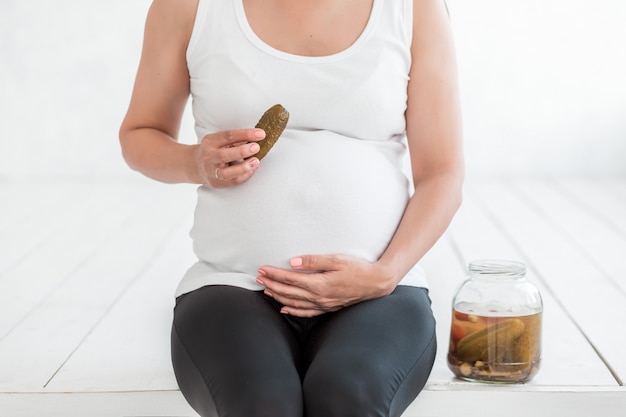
[447,310,542,383]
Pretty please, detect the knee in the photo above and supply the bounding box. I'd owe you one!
[176,365,302,417]
[227,383,302,417]
[172,325,302,417]
[303,337,437,417]
[303,361,390,417]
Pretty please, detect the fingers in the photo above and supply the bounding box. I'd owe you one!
[258,273,333,318]
[280,306,333,318]
[203,128,265,163]
[213,157,260,186]
[257,268,313,300]
[257,267,310,293]
[256,267,341,317]
[289,254,345,272]
[211,128,265,149]
[257,255,374,317]
[256,256,344,301]
[197,128,265,188]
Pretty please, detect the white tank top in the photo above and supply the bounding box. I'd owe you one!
[176,0,427,296]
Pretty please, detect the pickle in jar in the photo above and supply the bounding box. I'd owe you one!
[448,311,542,383]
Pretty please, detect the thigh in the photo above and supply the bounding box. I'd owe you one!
[171,285,303,417]
[303,286,437,417]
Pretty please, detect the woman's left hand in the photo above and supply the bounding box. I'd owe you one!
[257,255,396,317]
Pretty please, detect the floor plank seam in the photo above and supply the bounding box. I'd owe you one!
[511,180,626,299]
[42,211,192,389]
[554,179,626,238]
[472,182,624,387]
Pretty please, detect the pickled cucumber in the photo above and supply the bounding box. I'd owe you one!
[456,318,525,362]
[253,104,289,160]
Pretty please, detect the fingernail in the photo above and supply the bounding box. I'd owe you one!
[264,289,273,297]
[256,277,265,285]
[250,143,260,152]
[249,158,259,169]
[290,257,303,267]
[258,269,267,276]
[254,129,266,138]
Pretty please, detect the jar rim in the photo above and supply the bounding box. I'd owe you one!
[468,259,526,276]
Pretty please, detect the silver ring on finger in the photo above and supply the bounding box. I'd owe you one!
[215,167,223,181]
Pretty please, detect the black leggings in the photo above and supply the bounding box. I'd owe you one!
[171,285,436,417]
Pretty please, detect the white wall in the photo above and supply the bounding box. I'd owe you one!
[0,0,625,180]
[449,0,626,178]
[0,0,157,180]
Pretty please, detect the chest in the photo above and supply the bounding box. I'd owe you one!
[242,0,374,56]
[187,0,411,140]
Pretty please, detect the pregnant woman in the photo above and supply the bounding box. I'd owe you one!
[119,0,463,416]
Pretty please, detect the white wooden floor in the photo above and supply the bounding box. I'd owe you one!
[1,177,625,416]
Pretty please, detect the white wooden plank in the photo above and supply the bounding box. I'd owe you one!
[0,182,95,274]
[0,183,196,392]
[1,388,625,417]
[0,182,78,235]
[46,215,196,392]
[442,183,617,386]
[446,186,523,262]
[405,388,626,417]
[0,183,153,340]
[551,178,626,295]
[424,185,616,386]
[556,178,626,236]
[603,178,626,206]
[470,180,626,385]
[0,391,198,417]
[419,188,608,387]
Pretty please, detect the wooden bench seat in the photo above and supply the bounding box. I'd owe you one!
[1,178,625,416]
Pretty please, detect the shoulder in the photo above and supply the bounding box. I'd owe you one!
[409,0,454,55]
[145,0,199,46]
[411,0,450,30]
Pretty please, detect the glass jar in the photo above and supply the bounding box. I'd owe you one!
[447,260,543,383]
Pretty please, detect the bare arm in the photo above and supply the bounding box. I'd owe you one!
[119,0,198,183]
[377,0,464,283]
[119,0,263,187]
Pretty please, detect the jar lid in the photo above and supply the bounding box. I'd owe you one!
[468,260,526,276]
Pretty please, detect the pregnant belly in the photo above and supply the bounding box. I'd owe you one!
[190,131,410,275]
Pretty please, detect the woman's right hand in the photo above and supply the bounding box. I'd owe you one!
[196,128,265,188]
